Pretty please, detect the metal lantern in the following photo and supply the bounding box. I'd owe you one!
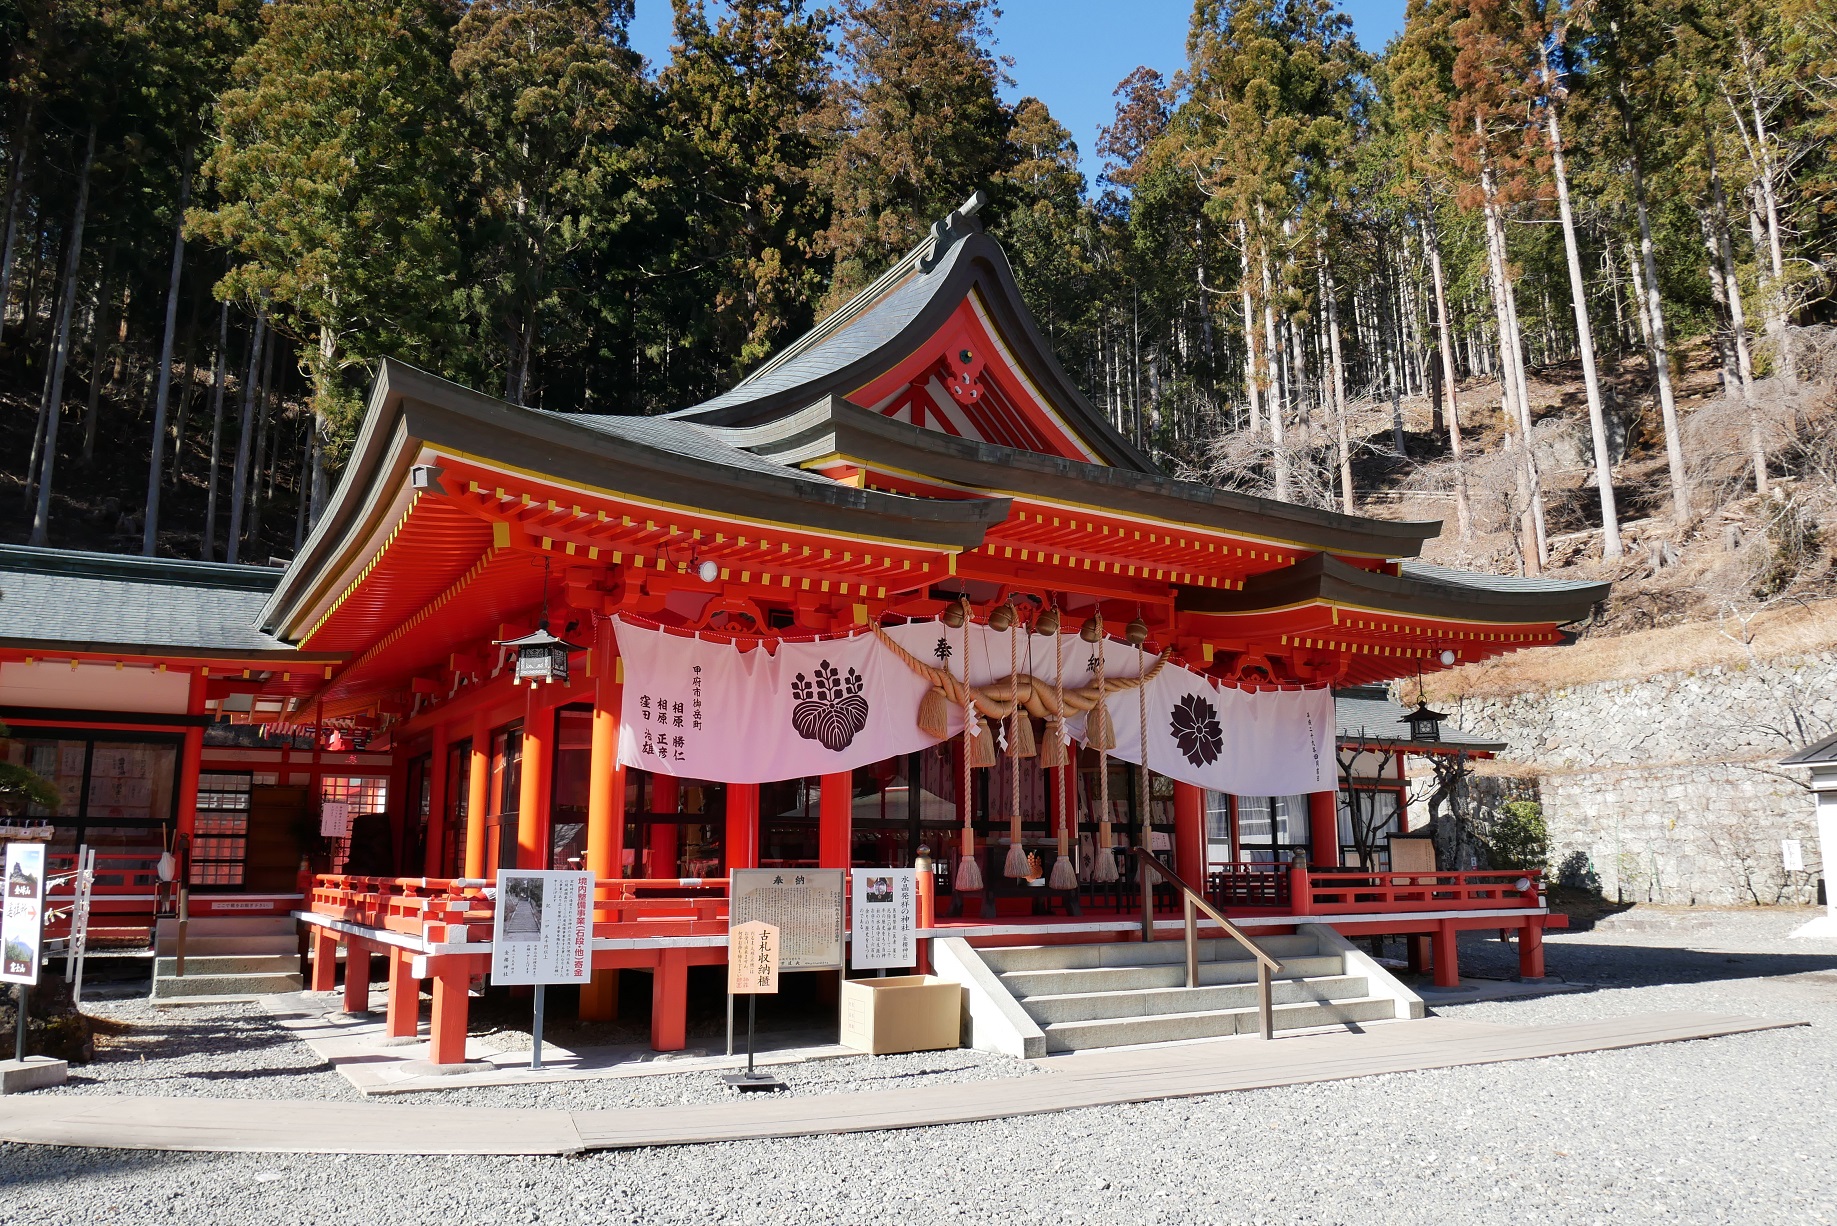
[1401,700,1449,743]
[497,622,584,686]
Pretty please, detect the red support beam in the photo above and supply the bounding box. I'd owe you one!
[309,927,338,992]
[726,782,760,870]
[343,938,372,1013]
[464,710,491,879]
[517,689,552,870]
[1172,781,1206,882]
[428,956,470,1066]
[650,948,689,1051]
[423,721,450,875]
[385,947,419,1039]
[1308,790,1339,869]
[819,771,852,868]
[1432,920,1460,988]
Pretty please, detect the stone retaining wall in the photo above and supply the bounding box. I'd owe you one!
[1439,653,1832,906]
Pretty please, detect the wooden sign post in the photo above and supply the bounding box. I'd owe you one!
[724,920,784,1092]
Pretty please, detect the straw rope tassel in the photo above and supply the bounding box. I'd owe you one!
[1092,619,1119,884]
[955,608,983,892]
[1004,623,1030,879]
[1048,626,1078,890]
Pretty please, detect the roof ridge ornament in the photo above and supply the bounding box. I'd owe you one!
[917,190,989,273]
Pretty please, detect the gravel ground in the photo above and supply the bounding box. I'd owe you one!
[4,907,1835,1225]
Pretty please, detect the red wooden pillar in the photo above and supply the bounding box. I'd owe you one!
[464,711,491,879]
[651,948,689,1051]
[516,691,552,870]
[581,643,625,1023]
[176,670,207,846]
[386,748,412,874]
[1307,791,1339,869]
[1432,920,1461,988]
[423,722,450,876]
[428,956,470,1065]
[819,771,852,868]
[1518,919,1546,979]
[343,938,372,1013]
[650,775,679,877]
[385,947,419,1039]
[309,927,338,992]
[726,783,760,870]
[1172,782,1206,881]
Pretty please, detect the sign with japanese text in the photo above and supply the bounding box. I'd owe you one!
[850,868,919,970]
[728,921,780,995]
[2,842,47,985]
[489,870,594,986]
[730,868,844,970]
[319,801,350,839]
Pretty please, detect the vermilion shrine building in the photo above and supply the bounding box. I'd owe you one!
[0,202,1604,1060]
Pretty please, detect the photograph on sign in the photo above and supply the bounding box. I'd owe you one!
[489,869,594,986]
[850,868,919,970]
[728,920,780,994]
[729,868,844,970]
[2,842,48,985]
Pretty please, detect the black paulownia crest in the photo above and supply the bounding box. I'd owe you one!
[1169,692,1224,767]
[790,660,871,751]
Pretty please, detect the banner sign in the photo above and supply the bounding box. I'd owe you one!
[489,870,594,986]
[2,842,47,985]
[728,921,780,995]
[616,617,1332,796]
[730,868,844,970]
[850,868,919,970]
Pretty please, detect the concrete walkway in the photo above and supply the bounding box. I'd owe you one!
[0,1012,1799,1156]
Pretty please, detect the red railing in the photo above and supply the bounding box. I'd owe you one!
[308,873,736,945]
[1297,866,1543,914]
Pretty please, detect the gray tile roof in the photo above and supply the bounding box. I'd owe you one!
[1399,559,1605,594]
[533,410,834,486]
[0,545,289,653]
[1333,687,1506,752]
[678,230,971,420]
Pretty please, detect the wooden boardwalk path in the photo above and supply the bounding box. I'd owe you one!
[0,1012,1801,1156]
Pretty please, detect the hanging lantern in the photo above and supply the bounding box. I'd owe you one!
[1400,700,1449,743]
[497,622,585,686]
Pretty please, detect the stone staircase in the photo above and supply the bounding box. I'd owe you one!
[150,916,303,1005]
[948,925,1416,1055]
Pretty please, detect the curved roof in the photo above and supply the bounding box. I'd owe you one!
[671,203,1156,472]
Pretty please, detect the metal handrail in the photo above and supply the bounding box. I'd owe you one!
[1131,848,1283,1040]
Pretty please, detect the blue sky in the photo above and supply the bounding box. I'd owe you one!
[626,0,1407,188]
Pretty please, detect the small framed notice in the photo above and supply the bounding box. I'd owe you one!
[2,842,48,985]
[489,870,594,986]
[850,868,919,970]
[728,921,780,995]
[729,868,844,970]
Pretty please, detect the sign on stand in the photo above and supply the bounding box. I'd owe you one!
[724,921,784,1092]
[729,868,844,970]
[850,868,920,970]
[3,843,47,986]
[489,869,594,1071]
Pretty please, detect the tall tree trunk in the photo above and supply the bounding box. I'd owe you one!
[225,309,266,564]
[1321,252,1354,515]
[80,248,118,466]
[28,126,97,548]
[142,150,193,556]
[1477,135,1547,570]
[202,302,229,560]
[293,414,311,553]
[1238,225,1261,434]
[1260,248,1289,501]
[1420,201,1471,541]
[1727,54,1793,380]
[247,325,277,548]
[0,101,36,347]
[1541,58,1621,559]
[1704,124,1765,494]
[1624,144,1690,522]
[167,323,199,488]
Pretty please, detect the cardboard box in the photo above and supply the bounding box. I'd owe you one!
[839,975,962,1055]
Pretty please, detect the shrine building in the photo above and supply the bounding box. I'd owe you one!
[0,198,1605,1059]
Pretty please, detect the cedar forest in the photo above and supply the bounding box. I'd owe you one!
[1,0,1834,634]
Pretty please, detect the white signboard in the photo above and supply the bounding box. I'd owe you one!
[2,842,48,985]
[850,868,919,970]
[319,801,351,839]
[1782,839,1805,872]
[730,868,845,970]
[728,921,781,994]
[489,870,594,986]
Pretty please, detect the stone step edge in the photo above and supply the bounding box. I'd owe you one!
[1038,995,1395,1034]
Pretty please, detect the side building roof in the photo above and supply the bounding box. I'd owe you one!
[0,545,296,657]
[1332,685,1507,754]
